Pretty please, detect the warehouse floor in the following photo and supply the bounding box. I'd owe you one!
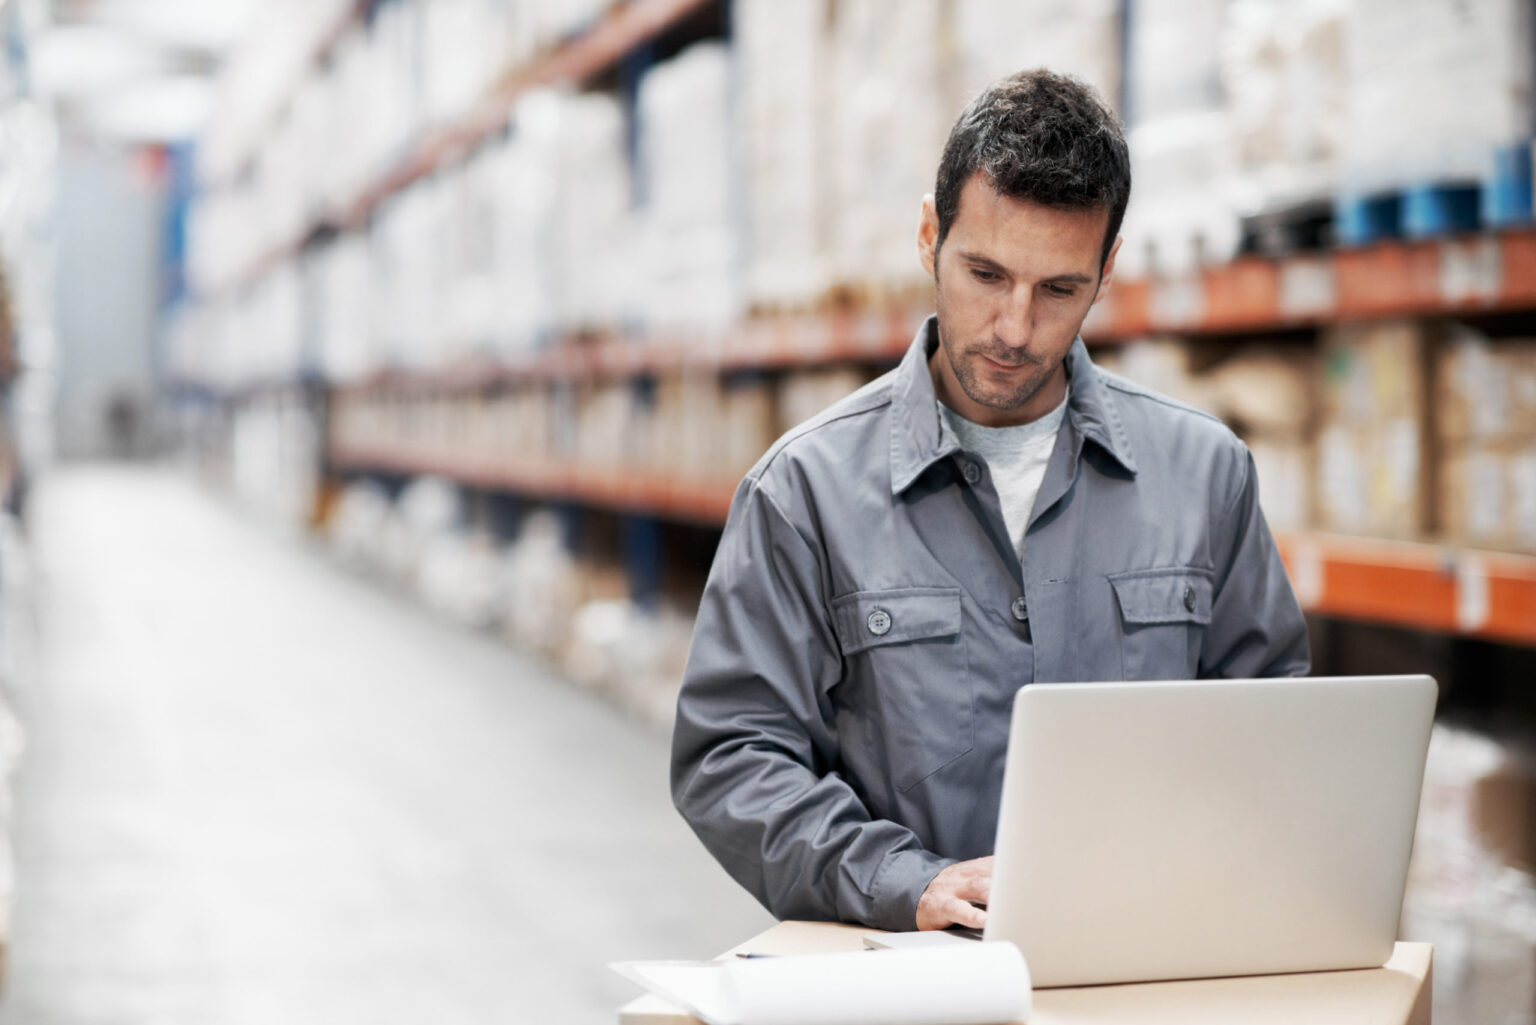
[0,464,770,1025]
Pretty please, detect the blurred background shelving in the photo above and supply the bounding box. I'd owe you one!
[167,1,1536,640]
[1,0,1535,1021]
[172,5,1536,1021]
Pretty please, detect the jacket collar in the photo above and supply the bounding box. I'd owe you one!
[889,316,1138,496]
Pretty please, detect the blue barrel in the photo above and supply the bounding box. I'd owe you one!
[1334,193,1401,246]
[1402,184,1481,238]
[1482,143,1534,227]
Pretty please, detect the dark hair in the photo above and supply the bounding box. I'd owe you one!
[934,69,1130,270]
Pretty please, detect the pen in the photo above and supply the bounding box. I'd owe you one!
[735,953,775,959]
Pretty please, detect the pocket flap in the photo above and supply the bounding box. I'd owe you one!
[1109,568,1214,626]
[831,587,962,656]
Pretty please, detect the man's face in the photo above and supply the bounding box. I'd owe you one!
[918,172,1120,427]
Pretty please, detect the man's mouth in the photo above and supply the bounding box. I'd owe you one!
[979,354,1033,372]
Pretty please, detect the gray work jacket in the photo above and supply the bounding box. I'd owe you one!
[671,316,1310,932]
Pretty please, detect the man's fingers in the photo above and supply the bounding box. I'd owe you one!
[952,871,991,905]
[916,857,995,929]
[946,896,987,930]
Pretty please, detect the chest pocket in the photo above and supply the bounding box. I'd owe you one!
[1108,567,1214,680]
[831,587,972,792]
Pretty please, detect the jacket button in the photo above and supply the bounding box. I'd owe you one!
[1183,585,1196,612]
[1011,596,1028,621]
[961,460,982,485]
[867,609,892,636]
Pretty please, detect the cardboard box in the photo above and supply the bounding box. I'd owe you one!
[1436,332,1536,442]
[1316,420,1429,538]
[1319,320,1432,426]
[719,377,779,479]
[1316,322,1434,538]
[1438,437,1536,552]
[778,367,870,434]
[1248,436,1314,533]
[1208,345,1317,438]
[1109,338,1221,415]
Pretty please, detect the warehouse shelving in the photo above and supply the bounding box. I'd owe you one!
[334,0,718,230]
[330,443,738,525]
[322,303,929,390]
[1085,229,1536,339]
[206,0,719,300]
[316,219,1536,648]
[329,431,1536,647]
[1276,534,1536,648]
[187,0,1536,652]
[203,0,370,189]
[175,11,1536,1024]
[291,227,1536,394]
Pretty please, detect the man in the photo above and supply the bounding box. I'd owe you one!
[671,70,1309,935]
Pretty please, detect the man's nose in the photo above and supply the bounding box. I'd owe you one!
[995,286,1033,349]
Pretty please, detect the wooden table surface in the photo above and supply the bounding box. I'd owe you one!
[619,921,1433,1025]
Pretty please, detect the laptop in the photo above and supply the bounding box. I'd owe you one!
[872,675,1437,987]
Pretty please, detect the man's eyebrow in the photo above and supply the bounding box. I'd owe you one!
[956,250,1006,271]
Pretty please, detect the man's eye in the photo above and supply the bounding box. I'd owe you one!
[970,268,1000,283]
[1044,284,1076,298]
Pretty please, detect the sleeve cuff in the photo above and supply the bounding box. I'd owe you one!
[869,846,956,931]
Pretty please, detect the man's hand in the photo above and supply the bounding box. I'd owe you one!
[915,856,993,931]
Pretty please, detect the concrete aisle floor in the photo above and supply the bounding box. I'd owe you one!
[0,465,772,1024]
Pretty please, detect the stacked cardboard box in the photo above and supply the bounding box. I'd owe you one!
[1342,0,1534,195]
[1208,345,1317,534]
[1315,320,1433,538]
[546,92,633,336]
[1118,0,1239,278]
[314,236,375,382]
[636,42,742,338]
[487,95,562,354]
[777,366,873,434]
[669,372,728,480]
[333,371,791,487]
[1435,331,1536,552]
[1220,0,1346,217]
[826,0,956,296]
[1100,339,1219,413]
[719,376,781,480]
[575,381,640,471]
[736,0,833,312]
[954,0,1120,116]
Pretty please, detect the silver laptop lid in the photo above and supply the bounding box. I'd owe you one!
[985,675,1437,987]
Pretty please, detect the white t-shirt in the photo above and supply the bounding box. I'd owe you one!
[938,389,1070,560]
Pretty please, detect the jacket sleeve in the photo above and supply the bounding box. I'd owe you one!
[670,476,953,930]
[1201,448,1311,678]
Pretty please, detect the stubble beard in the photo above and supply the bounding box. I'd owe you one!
[935,290,1057,414]
[948,339,1055,412]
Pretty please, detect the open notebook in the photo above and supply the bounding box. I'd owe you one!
[612,943,1032,1025]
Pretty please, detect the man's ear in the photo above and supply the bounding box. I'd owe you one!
[918,194,940,278]
[1092,235,1123,306]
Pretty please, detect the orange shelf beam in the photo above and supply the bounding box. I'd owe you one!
[1276,532,1536,647]
[329,306,930,395]
[230,226,1536,359]
[330,445,737,526]
[1084,228,1536,342]
[324,448,1536,647]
